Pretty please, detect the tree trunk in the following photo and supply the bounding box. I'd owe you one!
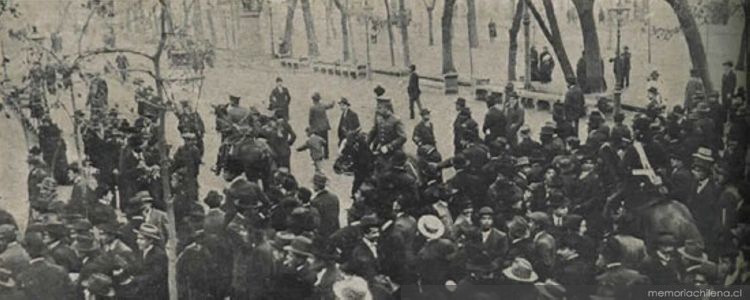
[398,0,411,67]
[384,0,396,66]
[281,0,298,56]
[526,0,575,81]
[333,0,351,62]
[737,2,748,72]
[300,0,319,58]
[192,0,204,38]
[573,0,605,93]
[665,0,713,92]
[507,0,524,81]
[206,3,217,44]
[442,0,457,74]
[467,0,478,48]
[427,8,435,46]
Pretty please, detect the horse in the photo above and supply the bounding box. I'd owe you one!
[335,130,421,218]
[212,104,276,188]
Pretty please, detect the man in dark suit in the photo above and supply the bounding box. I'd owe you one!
[687,153,721,253]
[594,238,650,299]
[222,160,269,227]
[483,97,507,143]
[564,79,585,135]
[528,212,556,280]
[476,207,509,266]
[554,234,595,300]
[721,61,737,119]
[407,64,422,119]
[337,97,360,146]
[412,109,436,147]
[311,173,340,238]
[667,149,696,203]
[348,216,381,280]
[44,222,81,273]
[133,224,168,300]
[640,233,681,285]
[309,92,335,159]
[269,77,292,120]
[17,232,76,300]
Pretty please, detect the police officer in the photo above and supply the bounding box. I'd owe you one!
[368,97,406,158]
[176,100,205,155]
[412,108,436,147]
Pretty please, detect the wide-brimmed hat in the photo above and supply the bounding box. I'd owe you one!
[130,190,154,206]
[723,61,734,67]
[692,147,714,164]
[134,223,161,241]
[72,233,100,253]
[514,156,531,169]
[678,239,708,263]
[418,215,445,240]
[535,279,567,300]
[503,257,538,283]
[359,215,381,230]
[333,275,372,300]
[0,268,15,288]
[82,273,115,297]
[283,236,314,258]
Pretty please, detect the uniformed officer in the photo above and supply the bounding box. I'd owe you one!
[368,97,406,158]
[177,100,205,155]
[412,109,436,147]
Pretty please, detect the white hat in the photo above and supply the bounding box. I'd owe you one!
[417,215,445,240]
[333,275,373,300]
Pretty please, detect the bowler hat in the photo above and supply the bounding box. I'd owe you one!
[547,193,570,209]
[514,156,531,169]
[527,211,551,227]
[678,239,708,263]
[465,253,500,273]
[655,232,678,247]
[417,215,445,240]
[359,215,381,229]
[420,108,431,116]
[82,273,115,297]
[96,222,121,236]
[311,92,322,101]
[374,85,386,96]
[203,190,223,208]
[71,233,100,253]
[338,97,350,106]
[284,236,314,258]
[311,237,342,261]
[478,206,494,216]
[134,223,161,241]
[455,97,466,107]
[229,95,240,102]
[540,125,556,136]
[503,257,538,283]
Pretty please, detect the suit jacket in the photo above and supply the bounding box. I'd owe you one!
[554,256,595,300]
[721,70,737,101]
[337,109,360,141]
[480,228,509,264]
[640,252,681,285]
[349,239,380,279]
[483,106,507,142]
[412,120,436,146]
[204,208,226,234]
[688,179,721,240]
[0,242,30,276]
[269,86,292,115]
[595,264,650,299]
[47,241,80,273]
[309,102,335,132]
[668,165,696,203]
[17,258,76,300]
[533,230,556,279]
[408,72,421,99]
[564,85,585,120]
[311,189,340,238]
[683,77,705,110]
[134,246,169,300]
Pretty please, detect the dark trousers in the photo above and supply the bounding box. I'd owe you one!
[409,96,423,119]
[315,130,330,159]
[623,70,630,87]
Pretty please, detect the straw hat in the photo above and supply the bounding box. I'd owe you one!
[417,215,445,240]
[503,257,538,283]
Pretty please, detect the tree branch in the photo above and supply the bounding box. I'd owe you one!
[524,0,553,43]
[77,9,97,54]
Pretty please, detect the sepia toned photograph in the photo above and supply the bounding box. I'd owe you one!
[0,0,747,299]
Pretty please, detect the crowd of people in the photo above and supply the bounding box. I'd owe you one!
[0,56,748,300]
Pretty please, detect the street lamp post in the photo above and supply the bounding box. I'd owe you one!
[609,0,630,116]
[522,0,531,90]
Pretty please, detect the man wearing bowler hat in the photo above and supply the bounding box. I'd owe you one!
[337,97,360,146]
[133,223,168,300]
[721,61,737,117]
[407,64,423,119]
[641,232,681,285]
[311,172,340,238]
[309,92,335,159]
[268,77,292,120]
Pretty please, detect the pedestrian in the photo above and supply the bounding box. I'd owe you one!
[407,64,423,119]
[483,97,506,144]
[337,97,360,146]
[576,52,587,92]
[269,77,292,120]
[0,224,30,276]
[721,61,737,120]
[539,46,555,83]
[311,172,340,238]
[115,54,129,82]
[505,92,525,140]
[621,46,631,88]
[684,69,705,112]
[0,267,26,300]
[17,232,76,300]
[297,127,326,172]
[564,79,585,136]
[132,224,168,300]
[308,92,335,159]
[264,111,296,169]
[412,108,436,147]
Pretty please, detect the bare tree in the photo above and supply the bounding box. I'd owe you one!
[398,0,411,67]
[281,0,298,55]
[421,0,437,46]
[332,0,351,62]
[737,1,747,71]
[507,0,524,81]
[301,0,319,57]
[525,0,575,81]
[573,0,606,92]
[442,0,457,74]
[467,0,478,48]
[666,0,713,92]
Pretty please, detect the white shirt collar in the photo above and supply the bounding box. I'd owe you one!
[229,174,247,186]
[362,238,378,258]
[606,262,622,269]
